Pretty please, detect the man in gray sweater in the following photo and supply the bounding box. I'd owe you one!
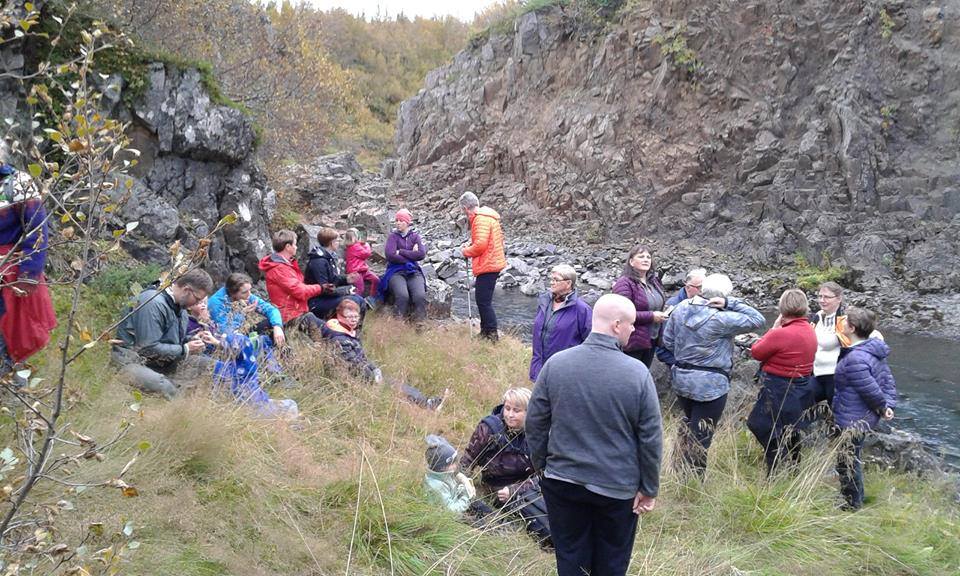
[526,293,663,576]
[112,269,216,399]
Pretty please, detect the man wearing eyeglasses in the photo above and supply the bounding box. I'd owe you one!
[113,268,217,399]
[656,268,706,367]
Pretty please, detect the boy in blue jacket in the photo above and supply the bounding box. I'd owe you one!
[832,307,896,510]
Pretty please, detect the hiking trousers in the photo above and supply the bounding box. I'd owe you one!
[474,272,499,339]
[675,393,727,478]
[111,347,214,399]
[836,430,866,510]
[541,477,638,576]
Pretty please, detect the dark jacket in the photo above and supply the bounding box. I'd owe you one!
[460,404,536,494]
[832,339,897,430]
[611,274,665,352]
[384,229,426,265]
[305,246,350,311]
[526,332,663,498]
[529,291,592,381]
[114,287,188,371]
[320,320,378,381]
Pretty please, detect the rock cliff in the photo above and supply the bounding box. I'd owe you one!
[1,2,274,280]
[395,0,960,295]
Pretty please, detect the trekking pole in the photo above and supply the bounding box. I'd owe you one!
[464,257,474,337]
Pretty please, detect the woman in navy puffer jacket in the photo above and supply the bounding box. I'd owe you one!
[832,306,897,510]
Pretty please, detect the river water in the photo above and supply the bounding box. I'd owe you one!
[451,287,960,464]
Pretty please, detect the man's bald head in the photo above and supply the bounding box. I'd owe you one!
[592,294,636,347]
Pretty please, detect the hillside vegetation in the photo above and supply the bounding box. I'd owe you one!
[2,273,958,575]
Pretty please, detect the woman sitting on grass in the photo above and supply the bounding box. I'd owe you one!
[833,307,897,510]
[321,299,445,410]
[460,387,551,544]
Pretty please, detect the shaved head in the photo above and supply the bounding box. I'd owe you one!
[592,294,637,347]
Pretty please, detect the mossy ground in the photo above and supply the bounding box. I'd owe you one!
[4,277,958,575]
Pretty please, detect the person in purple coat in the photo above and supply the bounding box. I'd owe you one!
[530,264,592,381]
[832,306,897,510]
[377,209,428,322]
[611,244,667,367]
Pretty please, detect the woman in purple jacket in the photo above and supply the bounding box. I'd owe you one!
[530,264,592,381]
[378,209,428,322]
[833,307,897,510]
[611,244,667,367]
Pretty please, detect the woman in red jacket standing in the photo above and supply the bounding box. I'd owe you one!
[747,288,818,475]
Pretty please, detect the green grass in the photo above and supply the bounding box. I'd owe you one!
[2,277,958,574]
[793,253,849,291]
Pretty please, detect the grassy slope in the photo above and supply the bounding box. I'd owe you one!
[8,282,959,575]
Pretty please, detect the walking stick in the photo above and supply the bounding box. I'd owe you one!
[464,257,474,337]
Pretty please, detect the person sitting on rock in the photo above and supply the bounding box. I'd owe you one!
[656,268,706,367]
[529,264,592,382]
[747,288,818,475]
[304,227,365,320]
[460,387,551,544]
[259,229,329,341]
[344,227,379,301]
[378,209,428,324]
[661,273,765,479]
[112,269,218,399]
[321,299,444,410]
[208,272,286,348]
[832,307,896,510]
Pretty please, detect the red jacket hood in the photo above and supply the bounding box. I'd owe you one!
[258,253,292,272]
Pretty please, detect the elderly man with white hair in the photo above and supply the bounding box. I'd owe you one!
[527,293,662,576]
[657,267,706,366]
[661,273,764,479]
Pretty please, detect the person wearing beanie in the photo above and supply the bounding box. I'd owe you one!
[378,209,428,323]
[423,434,478,513]
[459,191,506,341]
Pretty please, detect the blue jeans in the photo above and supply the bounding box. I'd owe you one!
[474,272,499,338]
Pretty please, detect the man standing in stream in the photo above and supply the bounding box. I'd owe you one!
[459,191,506,341]
[526,293,663,576]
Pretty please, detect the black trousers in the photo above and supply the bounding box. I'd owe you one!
[836,430,866,510]
[813,373,836,405]
[625,346,655,368]
[675,394,728,478]
[474,272,499,338]
[541,477,638,576]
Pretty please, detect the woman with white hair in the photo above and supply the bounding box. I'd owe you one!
[661,273,765,478]
[529,264,592,382]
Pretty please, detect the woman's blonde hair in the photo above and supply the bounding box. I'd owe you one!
[344,227,361,244]
[502,387,532,410]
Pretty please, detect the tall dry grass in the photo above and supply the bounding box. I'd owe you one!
[9,307,959,575]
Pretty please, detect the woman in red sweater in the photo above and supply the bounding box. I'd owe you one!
[747,288,818,475]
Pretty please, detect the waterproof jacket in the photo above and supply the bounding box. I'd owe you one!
[751,317,817,378]
[384,228,426,265]
[321,319,378,381]
[207,286,282,333]
[460,404,537,494]
[833,338,897,430]
[304,246,351,310]
[462,207,506,276]
[662,296,765,402]
[424,470,472,514]
[655,286,694,366]
[529,291,592,381]
[114,286,189,371]
[259,253,325,323]
[345,242,373,274]
[611,274,666,352]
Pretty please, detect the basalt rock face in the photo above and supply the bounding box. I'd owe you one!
[1,13,274,281]
[395,0,960,296]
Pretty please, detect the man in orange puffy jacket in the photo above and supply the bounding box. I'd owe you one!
[459,191,506,341]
